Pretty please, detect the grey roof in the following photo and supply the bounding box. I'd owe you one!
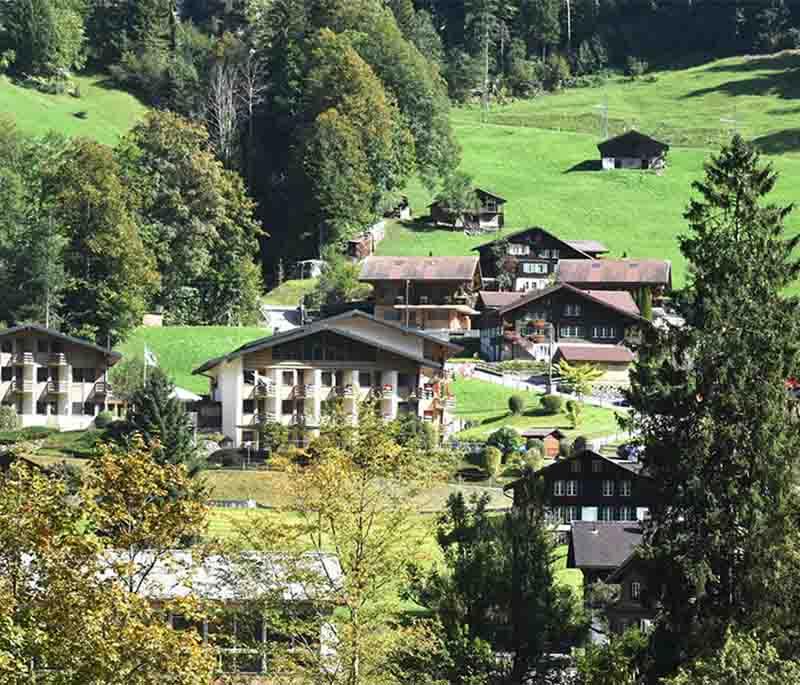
[597,130,669,158]
[520,428,567,439]
[193,310,463,375]
[570,522,643,570]
[565,240,609,254]
[557,259,672,287]
[0,324,122,364]
[359,256,480,282]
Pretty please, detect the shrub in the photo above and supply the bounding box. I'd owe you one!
[541,394,563,415]
[565,399,583,428]
[523,450,543,471]
[0,405,18,431]
[571,435,589,456]
[626,56,648,79]
[508,394,525,415]
[487,426,523,459]
[94,411,114,429]
[558,438,572,458]
[481,446,503,477]
[526,438,545,458]
[74,110,88,119]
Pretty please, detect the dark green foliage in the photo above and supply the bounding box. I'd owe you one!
[625,56,648,79]
[571,435,589,455]
[0,406,18,431]
[394,412,438,451]
[124,370,203,475]
[480,445,502,477]
[626,135,800,676]
[94,411,114,429]
[256,419,289,453]
[576,628,648,684]
[525,437,544,457]
[486,426,522,458]
[308,249,372,308]
[558,437,571,457]
[540,394,563,415]
[508,394,525,415]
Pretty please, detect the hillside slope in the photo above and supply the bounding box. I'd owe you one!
[0,74,147,145]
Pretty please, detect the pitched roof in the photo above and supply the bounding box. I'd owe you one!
[477,291,525,309]
[520,428,567,439]
[475,188,507,202]
[556,343,635,364]
[0,324,122,364]
[472,226,597,260]
[583,290,640,316]
[557,259,672,287]
[570,522,643,570]
[359,256,480,282]
[597,130,669,158]
[565,240,609,254]
[193,310,463,375]
[497,282,645,322]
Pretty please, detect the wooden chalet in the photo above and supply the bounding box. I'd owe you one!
[598,130,669,170]
[473,226,607,291]
[479,282,643,366]
[553,344,635,385]
[359,256,482,332]
[429,188,506,231]
[604,550,658,635]
[505,449,657,534]
[521,427,567,458]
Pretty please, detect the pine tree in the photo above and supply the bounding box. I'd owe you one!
[125,370,203,476]
[626,136,800,675]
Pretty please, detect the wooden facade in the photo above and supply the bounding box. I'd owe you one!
[429,189,506,231]
[605,554,658,634]
[474,227,606,291]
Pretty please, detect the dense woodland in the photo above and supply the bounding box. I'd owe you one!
[3,0,800,323]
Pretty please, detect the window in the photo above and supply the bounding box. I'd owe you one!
[566,480,579,496]
[242,399,255,414]
[243,368,256,385]
[564,303,582,317]
[37,340,48,353]
[1,367,11,382]
[599,506,615,521]
[397,373,411,389]
[508,243,530,256]
[282,371,294,386]
[36,402,47,415]
[592,325,616,339]
[84,401,95,416]
[383,310,402,322]
[281,400,294,416]
[36,368,49,383]
[71,402,82,415]
[567,506,580,522]
[1,342,10,353]
[546,507,562,524]
[592,459,603,473]
[559,325,584,338]
[620,480,632,497]
[241,431,256,444]
[570,460,581,473]
[73,368,84,383]
[553,480,565,496]
[620,506,637,521]
[359,372,372,388]
[602,479,615,497]
[321,371,333,387]
[631,582,641,601]
[522,262,548,274]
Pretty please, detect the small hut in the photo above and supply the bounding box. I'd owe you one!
[597,130,669,171]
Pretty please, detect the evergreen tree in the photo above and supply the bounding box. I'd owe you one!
[0,0,57,74]
[125,369,203,475]
[626,135,800,677]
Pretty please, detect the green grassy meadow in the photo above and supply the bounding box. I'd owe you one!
[262,279,318,306]
[117,325,268,394]
[0,74,148,145]
[379,53,800,290]
[453,377,623,440]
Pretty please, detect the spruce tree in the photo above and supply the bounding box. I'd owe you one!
[125,369,203,476]
[626,136,800,675]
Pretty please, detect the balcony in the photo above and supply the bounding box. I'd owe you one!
[290,413,318,426]
[94,381,111,396]
[11,379,33,393]
[293,384,317,399]
[372,384,394,399]
[253,380,276,398]
[47,380,71,394]
[12,352,34,366]
[48,353,68,366]
[253,412,278,424]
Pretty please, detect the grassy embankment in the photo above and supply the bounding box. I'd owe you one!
[378,52,800,291]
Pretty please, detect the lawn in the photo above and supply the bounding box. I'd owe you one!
[0,73,148,145]
[262,279,318,306]
[452,377,623,441]
[377,53,800,290]
[117,325,268,394]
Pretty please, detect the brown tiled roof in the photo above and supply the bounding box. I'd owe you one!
[472,226,596,260]
[359,256,480,282]
[565,240,609,254]
[498,283,644,321]
[584,290,640,316]
[477,291,525,309]
[597,130,669,158]
[557,343,635,364]
[557,259,671,287]
[521,428,567,439]
[570,522,643,570]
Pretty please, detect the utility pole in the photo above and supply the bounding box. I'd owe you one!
[565,0,572,49]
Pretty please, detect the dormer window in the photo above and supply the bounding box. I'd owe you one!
[564,303,582,317]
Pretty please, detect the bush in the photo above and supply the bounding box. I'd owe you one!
[626,56,648,79]
[508,394,525,415]
[526,438,545,458]
[481,446,503,477]
[558,438,572,458]
[0,405,18,431]
[571,435,589,456]
[487,426,523,459]
[94,411,114,429]
[523,450,543,471]
[541,394,563,415]
[566,399,583,428]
